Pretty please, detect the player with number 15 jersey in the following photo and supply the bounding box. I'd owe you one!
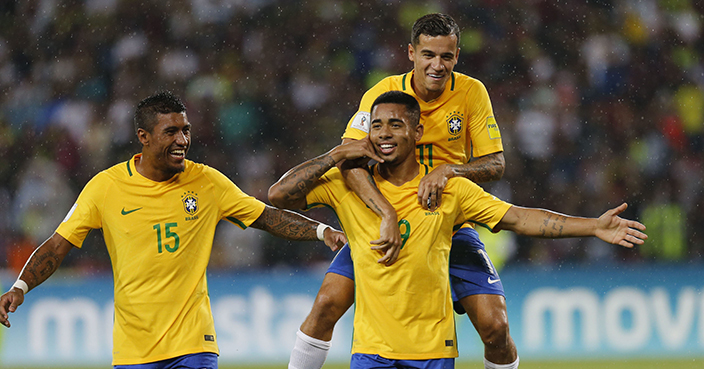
[56,154,266,366]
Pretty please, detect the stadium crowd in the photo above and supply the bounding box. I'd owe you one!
[0,0,702,274]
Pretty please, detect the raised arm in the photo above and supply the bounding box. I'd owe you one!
[269,138,402,265]
[419,151,505,210]
[337,138,403,265]
[250,206,346,251]
[494,203,647,248]
[0,232,75,327]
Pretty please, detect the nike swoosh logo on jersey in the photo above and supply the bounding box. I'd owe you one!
[121,207,143,215]
[487,277,501,284]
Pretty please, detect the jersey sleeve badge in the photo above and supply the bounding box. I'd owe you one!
[486,116,501,139]
[350,111,371,133]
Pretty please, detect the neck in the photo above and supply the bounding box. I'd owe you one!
[378,157,420,186]
[411,71,443,102]
[134,154,178,182]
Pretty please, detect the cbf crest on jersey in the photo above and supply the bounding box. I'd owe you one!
[182,191,199,215]
[446,111,464,136]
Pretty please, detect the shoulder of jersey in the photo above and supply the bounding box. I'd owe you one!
[377,73,408,89]
[446,176,476,191]
[186,159,206,172]
[103,160,131,179]
[452,71,481,87]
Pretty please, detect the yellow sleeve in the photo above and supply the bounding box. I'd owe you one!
[205,167,266,229]
[464,79,503,158]
[342,79,393,141]
[55,173,107,248]
[452,178,511,231]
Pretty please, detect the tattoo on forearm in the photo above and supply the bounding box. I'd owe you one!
[454,153,505,183]
[367,198,383,215]
[24,250,61,289]
[364,170,378,189]
[538,211,566,237]
[281,155,336,201]
[255,207,318,241]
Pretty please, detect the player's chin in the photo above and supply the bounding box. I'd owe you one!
[166,161,186,174]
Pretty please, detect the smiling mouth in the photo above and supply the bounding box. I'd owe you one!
[379,143,396,155]
[169,148,186,160]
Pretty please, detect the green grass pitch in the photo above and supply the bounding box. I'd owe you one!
[241,358,701,369]
[9,358,701,369]
[255,358,700,369]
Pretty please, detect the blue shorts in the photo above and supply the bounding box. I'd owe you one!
[351,354,454,369]
[326,227,504,314]
[113,352,218,369]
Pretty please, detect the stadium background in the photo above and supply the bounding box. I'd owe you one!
[0,0,702,367]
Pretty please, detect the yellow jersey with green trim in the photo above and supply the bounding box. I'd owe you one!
[344,71,503,166]
[55,154,266,365]
[305,165,511,360]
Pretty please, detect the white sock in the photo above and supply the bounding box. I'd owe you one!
[484,356,519,369]
[288,329,331,369]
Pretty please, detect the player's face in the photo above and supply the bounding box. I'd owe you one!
[408,34,459,102]
[369,103,423,165]
[142,112,191,178]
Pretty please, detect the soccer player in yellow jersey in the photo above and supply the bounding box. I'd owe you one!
[287,13,515,369]
[0,91,346,369]
[269,91,646,369]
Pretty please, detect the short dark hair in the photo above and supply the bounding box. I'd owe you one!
[411,13,460,48]
[370,91,421,127]
[134,91,187,133]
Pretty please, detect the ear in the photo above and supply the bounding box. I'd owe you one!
[408,43,415,62]
[137,128,149,146]
[455,47,460,62]
[414,123,424,142]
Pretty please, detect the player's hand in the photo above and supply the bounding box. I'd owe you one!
[418,164,452,210]
[0,288,25,328]
[595,203,647,248]
[333,137,384,168]
[323,228,347,252]
[370,215,402,266]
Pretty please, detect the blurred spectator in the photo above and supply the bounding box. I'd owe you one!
[0,0,702,272]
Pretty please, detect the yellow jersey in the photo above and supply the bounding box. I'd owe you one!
[56,154,266,365]
[305,165,511,360]
[344,71,503,167]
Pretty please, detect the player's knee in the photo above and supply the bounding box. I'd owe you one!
[477,317,510,348]
[313,294,340,317]
[310,289,352,324]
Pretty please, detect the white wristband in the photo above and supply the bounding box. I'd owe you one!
[12,279,28,295]
[316,224,332,241]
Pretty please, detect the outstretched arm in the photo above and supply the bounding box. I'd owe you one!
[0,232,74,328]
[419,151,505,210]
[494,203,647,247]
[250,206,346,252]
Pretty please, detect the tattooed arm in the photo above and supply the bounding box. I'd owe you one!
[269,137,384,210]
[494,203,647,248]
[419,151,505,210]
[251,206,347,251]
[0,232,74,327]
[269,138,403,265]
